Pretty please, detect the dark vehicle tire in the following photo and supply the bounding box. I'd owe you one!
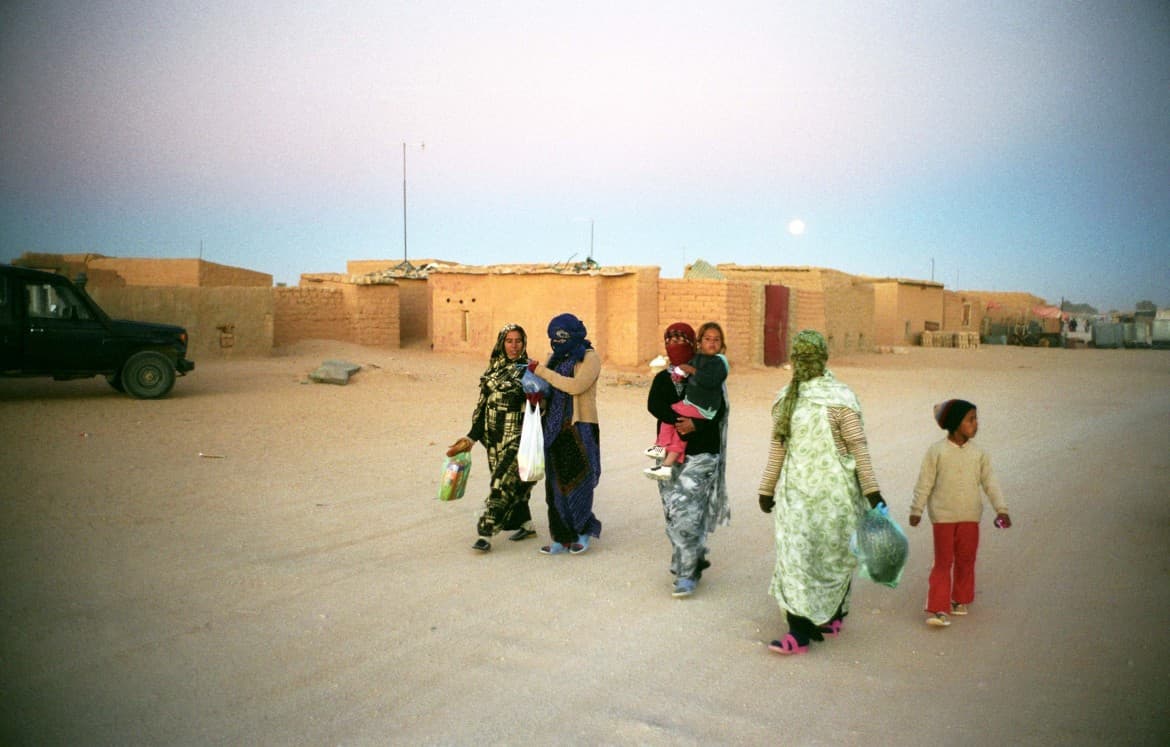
[106,372,125,392]
[121,351,176,399]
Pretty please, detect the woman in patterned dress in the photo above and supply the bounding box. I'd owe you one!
[757,329,886,654]
[446,323,538,552]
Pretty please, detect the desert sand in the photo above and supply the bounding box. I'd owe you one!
[1,341,1168,746]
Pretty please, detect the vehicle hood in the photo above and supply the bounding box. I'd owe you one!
[108,319,188,339]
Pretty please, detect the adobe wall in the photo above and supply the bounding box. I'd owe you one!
[197,260,272,287]
[943,291,986,333]
[600,268,661,368]
[274,276,400,348]
[396,278,430,344]
[430,270,604,361]
[824,281,876,353]
[658,278,760,367]
[14,253,272,289]
[870,281,944,346]
[344,261,435,344]
[715,265,873,357]
[88,286,274,358]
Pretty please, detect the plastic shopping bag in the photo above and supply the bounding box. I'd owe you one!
[521,368,550,398]
[851,504,910,588]
[437,451,471,501]
[517,401,545,482]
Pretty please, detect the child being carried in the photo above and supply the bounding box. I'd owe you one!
[644,324,729,480]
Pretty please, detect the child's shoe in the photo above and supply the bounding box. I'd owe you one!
[950,602,969,616]
[926,612,951,627]
[671,578,696,598]
[643,445,666,460]
[644,465,673,481]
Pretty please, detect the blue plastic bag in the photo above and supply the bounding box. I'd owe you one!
[851,504,910,588]
[521,368,550,397]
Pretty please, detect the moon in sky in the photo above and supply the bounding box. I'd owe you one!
[787,219,806,236]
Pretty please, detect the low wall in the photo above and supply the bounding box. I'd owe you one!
[274,280,400,348]
[88,286,275,358]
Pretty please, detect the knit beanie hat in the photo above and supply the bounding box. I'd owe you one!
[934,399,976,433]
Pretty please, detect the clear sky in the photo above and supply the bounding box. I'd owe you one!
[2,1,1167,312]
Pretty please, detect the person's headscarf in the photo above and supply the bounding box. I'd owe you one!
[664,322,696,367]
[480,323,527,393]
[933,399,975,433]
[772,329,829,443]
[547,313,592,366]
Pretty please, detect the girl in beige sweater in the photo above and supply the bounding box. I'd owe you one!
[910,399,1011,627]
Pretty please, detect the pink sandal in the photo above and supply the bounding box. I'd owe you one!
[767,634,809,655]
[819,619,843,638]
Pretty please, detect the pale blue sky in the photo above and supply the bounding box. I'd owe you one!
[2,1,1167,311]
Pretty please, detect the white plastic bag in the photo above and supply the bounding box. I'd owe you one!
[517,401,545,482]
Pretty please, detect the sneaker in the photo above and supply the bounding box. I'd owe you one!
[644,465,673,481]
[643,445,666,460]
[672,578,696,598]
[472,538,491,552]
[950,602,969,616]
[926,612,951,627]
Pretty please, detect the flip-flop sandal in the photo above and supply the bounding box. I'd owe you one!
[819,619,843,638]
[767,633,809,655]
[539,542,569,555]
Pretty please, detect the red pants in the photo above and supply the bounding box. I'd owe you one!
[927,522,980,614]
[655,402,707,463]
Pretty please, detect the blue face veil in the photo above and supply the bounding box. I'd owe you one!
[547,313,592,366]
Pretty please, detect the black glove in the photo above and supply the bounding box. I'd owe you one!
[866,491,886,509]
[759,494,775,513]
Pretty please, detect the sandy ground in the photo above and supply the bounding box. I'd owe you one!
[1,341,1168,746]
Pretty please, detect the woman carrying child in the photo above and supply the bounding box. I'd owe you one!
[644,321,730,481]
[646,322,730,598]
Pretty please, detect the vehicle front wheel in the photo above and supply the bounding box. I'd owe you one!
[121,351,176,399]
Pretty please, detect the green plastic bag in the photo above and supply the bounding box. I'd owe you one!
[437,451,471,501]
[851,504,909,588]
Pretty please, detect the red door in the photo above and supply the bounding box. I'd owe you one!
[764,285,789,366]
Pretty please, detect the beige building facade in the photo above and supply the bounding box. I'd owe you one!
[12,252,1058,367]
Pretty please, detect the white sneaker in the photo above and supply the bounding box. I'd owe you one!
[643,446,665,460]
[950,602,969,616]
[644,465,673,481]
[926,612,951,627]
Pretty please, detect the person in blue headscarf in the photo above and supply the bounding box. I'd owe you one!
[526,313,603,555]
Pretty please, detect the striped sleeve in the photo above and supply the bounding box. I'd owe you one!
[831,406,880,496]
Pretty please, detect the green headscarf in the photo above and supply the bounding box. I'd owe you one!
[772,329,829,443]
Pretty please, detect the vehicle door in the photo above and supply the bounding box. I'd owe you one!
[0,273,19,369]
[21,277,115,373]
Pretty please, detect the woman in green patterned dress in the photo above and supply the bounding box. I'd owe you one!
[757,329,886,654]
[447,323,538,552]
